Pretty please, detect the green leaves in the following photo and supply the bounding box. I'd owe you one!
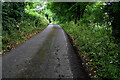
[2,2,49,53]
[46,2,88,23]
[62,20,120,79]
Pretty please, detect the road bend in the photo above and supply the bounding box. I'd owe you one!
[2,24,89,79]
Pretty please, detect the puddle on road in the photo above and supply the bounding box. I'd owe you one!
[17,26,56,78]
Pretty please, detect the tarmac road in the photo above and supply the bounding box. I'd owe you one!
[2,24,89,79]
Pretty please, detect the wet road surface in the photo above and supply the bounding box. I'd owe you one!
[2,24,89,79]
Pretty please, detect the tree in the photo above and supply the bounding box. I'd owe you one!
[47,2,88,23]
[104,2,120,41]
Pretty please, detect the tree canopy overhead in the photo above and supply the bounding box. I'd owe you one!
[46,2,120,41]
[47,2,88,23]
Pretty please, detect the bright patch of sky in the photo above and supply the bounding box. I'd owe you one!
[33,2,47,11]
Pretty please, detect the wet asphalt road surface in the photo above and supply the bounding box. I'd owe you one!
[2,24,89,79]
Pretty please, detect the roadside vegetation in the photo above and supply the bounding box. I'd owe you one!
[2,2,49,53]
[46,2,120,79]
[62,21,120,79]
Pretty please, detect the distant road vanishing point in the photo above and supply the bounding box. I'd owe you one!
[2,24,90,79]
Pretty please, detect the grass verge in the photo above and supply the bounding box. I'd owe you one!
[60,21,120,79]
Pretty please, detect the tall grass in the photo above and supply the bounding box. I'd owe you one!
[60,21,120,79]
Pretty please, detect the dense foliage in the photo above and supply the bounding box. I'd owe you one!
[46,2,120,79]
[104,2,120,42]
[2,2,49,53]
[61,21,120,79]
[47,2,120,40]
[47,2,88,23]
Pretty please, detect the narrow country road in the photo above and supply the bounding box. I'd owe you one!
[2,24,89,79]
